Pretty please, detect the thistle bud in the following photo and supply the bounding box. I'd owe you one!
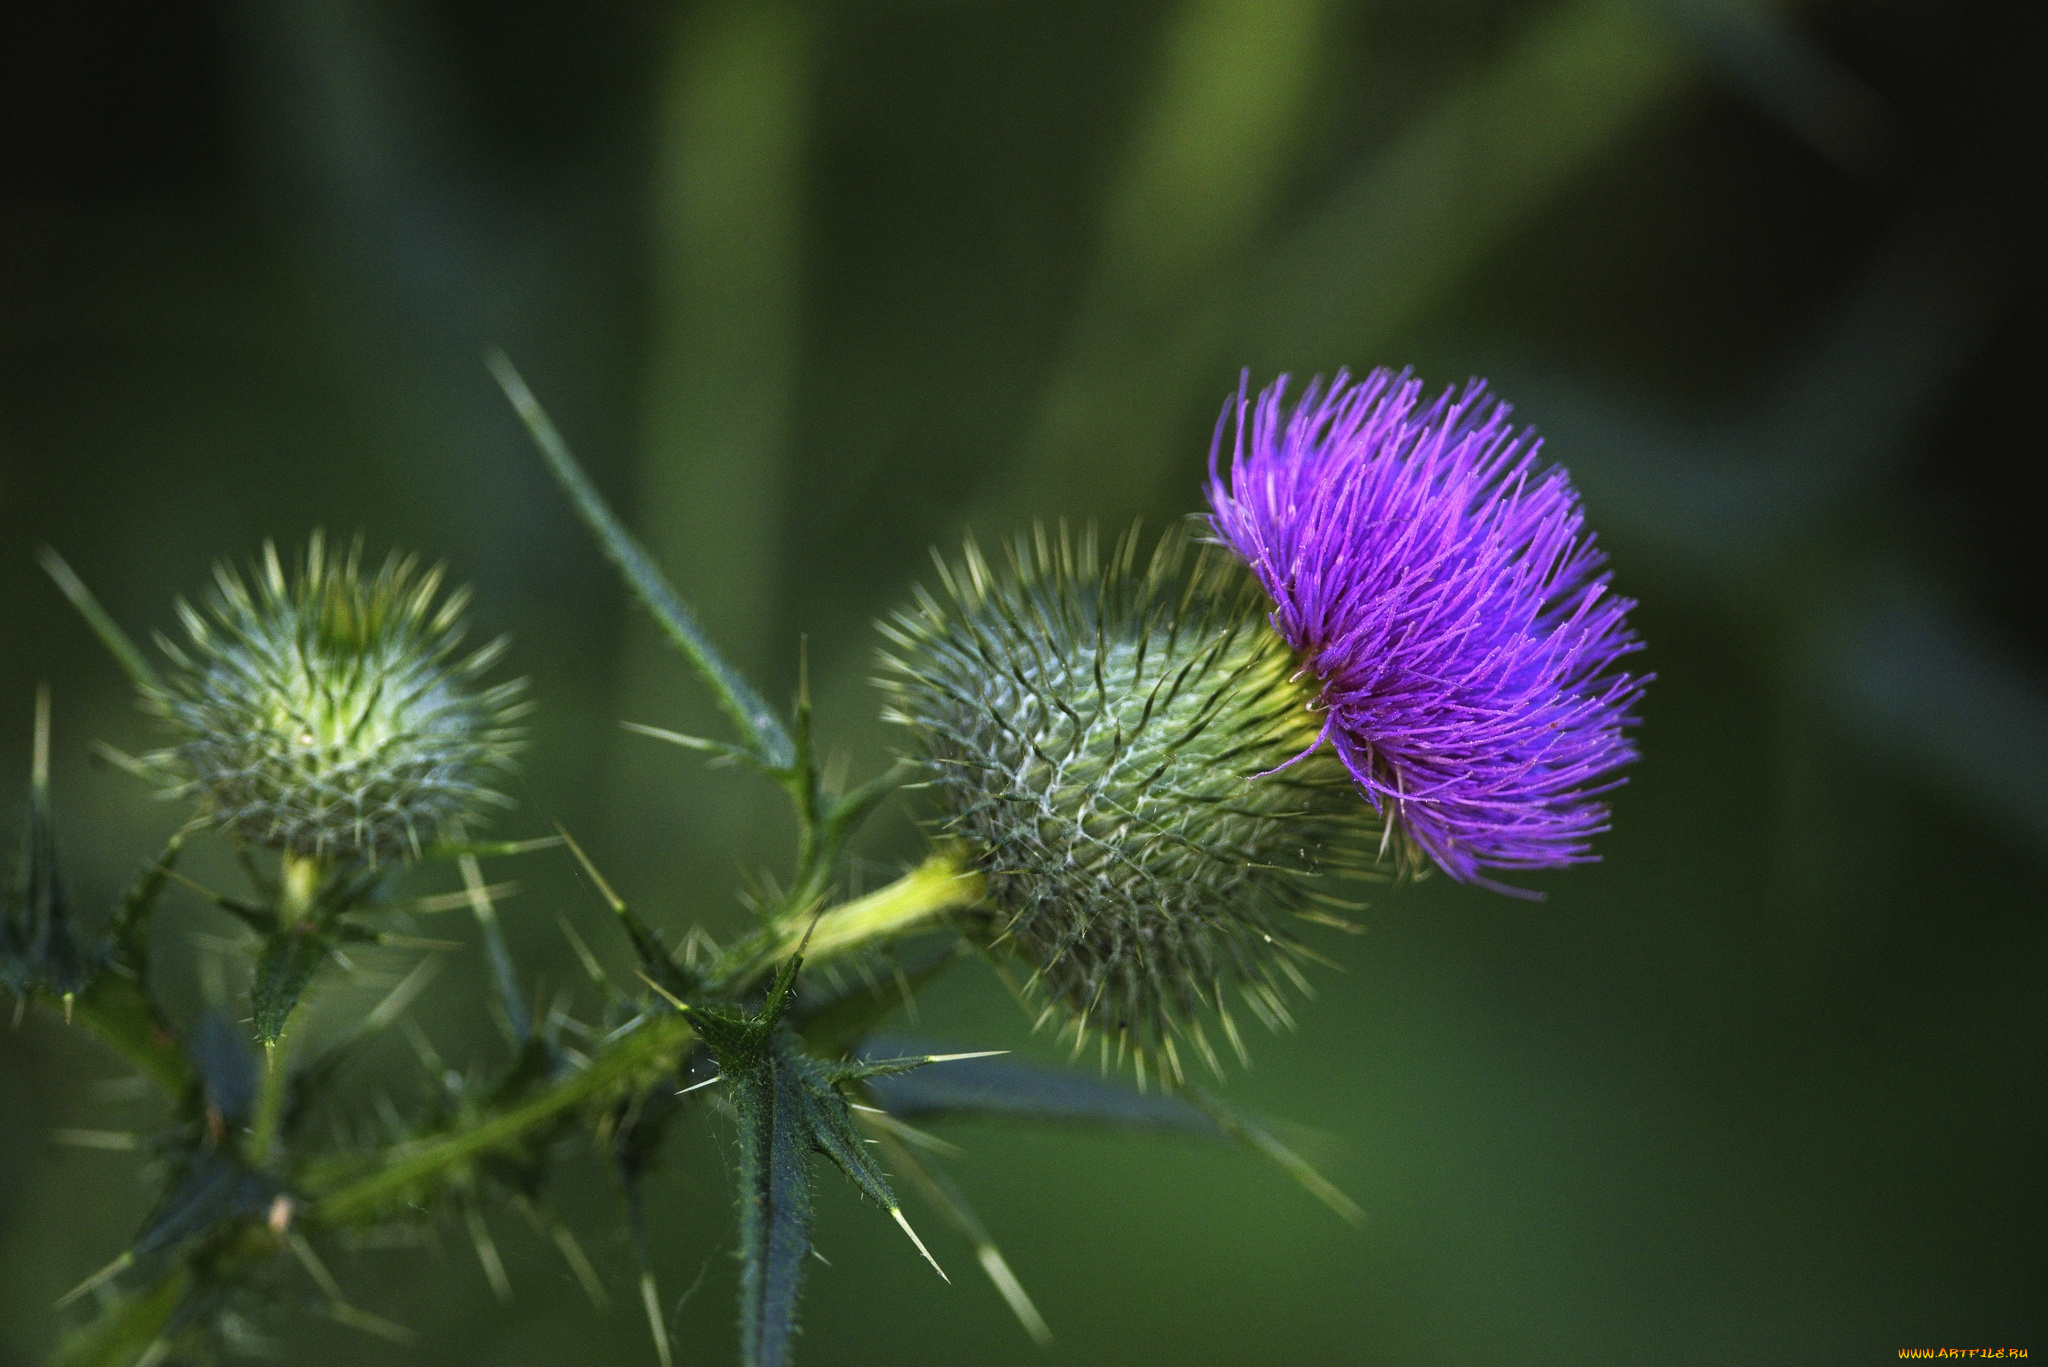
[146,534,527,862]
[878,527,1376,1072]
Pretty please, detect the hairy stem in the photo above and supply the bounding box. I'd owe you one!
[305,1015,694,1226]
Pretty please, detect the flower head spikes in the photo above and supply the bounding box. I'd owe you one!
[1207,370,1646,889]
[879,525,1380,1079]
[147,533,529,862]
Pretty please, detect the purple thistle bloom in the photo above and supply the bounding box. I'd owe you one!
[1206,369,1647,891]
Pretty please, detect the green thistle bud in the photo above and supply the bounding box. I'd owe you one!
[878,526,1378,1076]
[146,534,528,862]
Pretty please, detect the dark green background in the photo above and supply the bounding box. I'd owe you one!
[2,1,2041,1363]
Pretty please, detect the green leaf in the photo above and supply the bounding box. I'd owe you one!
[787,1046,895,1211]
[858,1043,1223,1135]
[488,350,794,771]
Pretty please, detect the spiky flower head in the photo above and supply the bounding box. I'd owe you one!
[1207,370,1647,889]
[879,527,1377,1072]
[146,534,527,862]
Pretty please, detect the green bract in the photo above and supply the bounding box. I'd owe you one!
[879,527,1379,1076]
[148,534,527,862]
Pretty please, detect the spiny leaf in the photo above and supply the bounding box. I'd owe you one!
[5,693,92,1000]
[250,928,332,1044]
[106,834,183,981]
[783,1044,946,1283]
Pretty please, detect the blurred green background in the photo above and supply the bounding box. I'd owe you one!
[3,0,2042,1362]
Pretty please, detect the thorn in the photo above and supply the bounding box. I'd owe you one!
[326,1302,416,1345]
[551,1224,609,1311]
[674,1073,722,1098]
[287,1231,345,1301]
[978,1246,1053,1347]
[891,1207,949,1283]
[362,957,442,1034]
[49,1129,138,1151]
[55,1251,133,1308]
[558,915,612,989]
[920,1050,1008,1064]
[466,1205,512,1303]
[555,824,626,913]
[33,683,51,788]
[620,720,727,753]
[639,1271,673,1367]
[635,970,690,1015]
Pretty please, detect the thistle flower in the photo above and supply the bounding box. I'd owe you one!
[1207,370,1646,888]
[146,534,528,862]
[879,527,1377,1072]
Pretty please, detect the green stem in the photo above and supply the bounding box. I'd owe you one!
[246,1019,294,1170]
[248,854,321,1167]
[277,854,321,930]
[789,853,982,961]
[712,850,984,993]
